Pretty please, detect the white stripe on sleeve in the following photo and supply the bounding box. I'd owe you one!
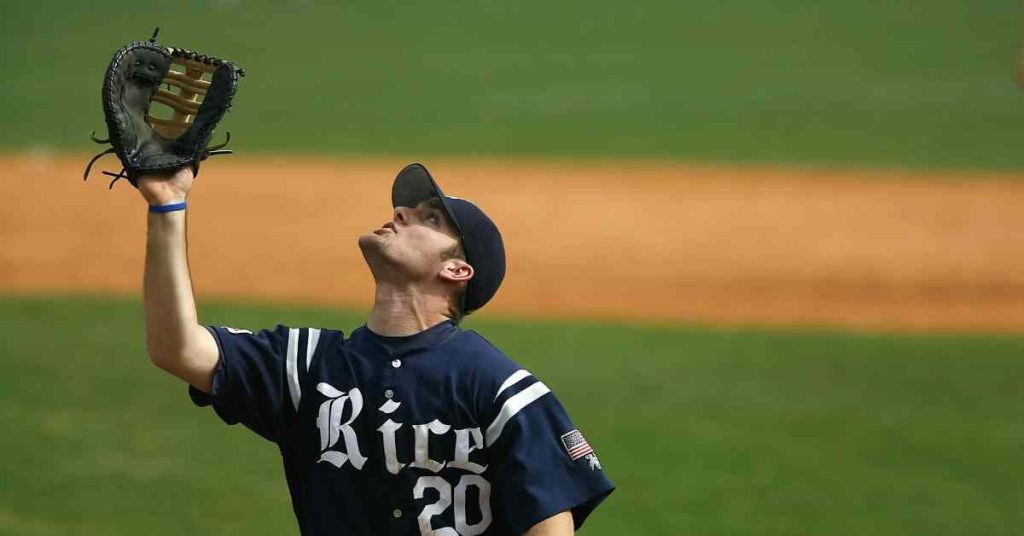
[485,381,551,447]
[285,328,301,411]
[306,328,321,371]
[493,369,532,401]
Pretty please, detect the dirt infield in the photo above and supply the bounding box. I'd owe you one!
[3,153,1024,332]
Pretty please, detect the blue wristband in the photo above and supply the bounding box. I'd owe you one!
[149,202,187,213]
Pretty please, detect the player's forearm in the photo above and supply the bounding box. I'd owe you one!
[142,210,209,376]
[524,511,574,536]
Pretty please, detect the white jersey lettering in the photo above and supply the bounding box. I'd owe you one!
[315,383,367,469]
[411,419,451,473]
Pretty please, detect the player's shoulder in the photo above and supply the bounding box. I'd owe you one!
[207,323,347,350]
[443,329,533,390]
[209,323,345,336]
[448,329,518,366]
[446,330,563,438]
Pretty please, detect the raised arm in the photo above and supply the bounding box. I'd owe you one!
[138,166,219,393]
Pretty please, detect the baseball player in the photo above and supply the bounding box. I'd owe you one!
[138,162,614,535]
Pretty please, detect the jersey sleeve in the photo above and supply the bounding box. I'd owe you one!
[483,369,615,535]
[188,325,313,443]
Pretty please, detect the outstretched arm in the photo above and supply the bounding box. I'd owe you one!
[138,166,219,393]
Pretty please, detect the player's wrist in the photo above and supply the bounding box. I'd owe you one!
[149,201,187,213]
[143,194,188,208]
[138,180,189,206]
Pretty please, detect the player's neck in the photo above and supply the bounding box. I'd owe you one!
[366,283,451,337]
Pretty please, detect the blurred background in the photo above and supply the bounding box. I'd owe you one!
[1,0,1023,534]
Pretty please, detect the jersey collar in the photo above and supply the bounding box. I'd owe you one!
[354,320,459,358]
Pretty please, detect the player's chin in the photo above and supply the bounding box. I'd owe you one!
[357,233,395,259]
[357,233,383,250]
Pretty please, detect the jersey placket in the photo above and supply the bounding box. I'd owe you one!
[378,345,412,534]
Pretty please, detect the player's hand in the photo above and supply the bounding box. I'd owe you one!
[137,165,195,205]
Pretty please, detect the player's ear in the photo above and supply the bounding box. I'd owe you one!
[439,259,474,283]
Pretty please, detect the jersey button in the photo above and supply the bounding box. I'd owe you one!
[384,389,394,399]
[392,509,402,518]
[391,359,402,368]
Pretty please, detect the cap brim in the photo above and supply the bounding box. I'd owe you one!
[391,163,463,234]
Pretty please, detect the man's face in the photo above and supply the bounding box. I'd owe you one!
[358,198,463,283]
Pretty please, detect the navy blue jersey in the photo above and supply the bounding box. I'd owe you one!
[190,321,614,535]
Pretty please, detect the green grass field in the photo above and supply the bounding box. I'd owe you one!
[2,1,1022,533]
[1,295,1022,535]
[1,0,1022,169]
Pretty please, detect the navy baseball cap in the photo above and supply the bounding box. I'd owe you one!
[392,163,506,314]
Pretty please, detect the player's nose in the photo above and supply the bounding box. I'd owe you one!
[393,207,410,225]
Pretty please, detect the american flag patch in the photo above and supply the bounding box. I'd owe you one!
[560,429,594,461]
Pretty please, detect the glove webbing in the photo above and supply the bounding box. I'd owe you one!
[149,49,223,139]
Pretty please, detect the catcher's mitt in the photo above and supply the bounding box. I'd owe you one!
[84,28,244,188]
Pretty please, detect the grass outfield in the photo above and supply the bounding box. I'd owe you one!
[1,1,1022,170]
[1,296,1022,534]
